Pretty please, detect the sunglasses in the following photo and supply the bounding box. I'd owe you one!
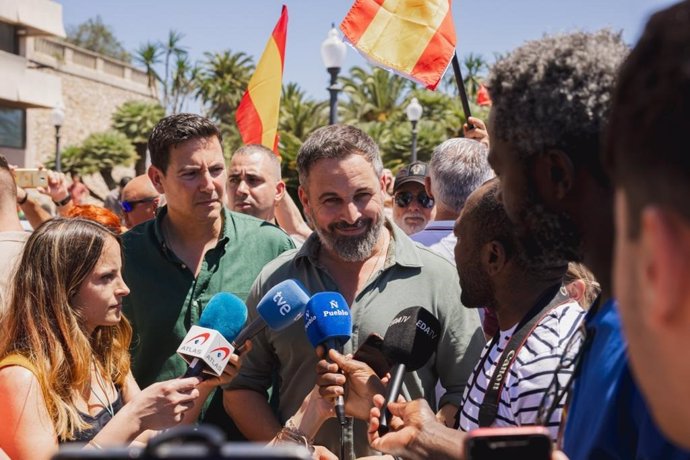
[120,196,158,213]
[394,191,434,209]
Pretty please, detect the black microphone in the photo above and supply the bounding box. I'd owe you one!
[378,306,441,435]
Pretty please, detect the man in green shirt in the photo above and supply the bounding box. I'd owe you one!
[121,113,294,435]
[224,124,485,457]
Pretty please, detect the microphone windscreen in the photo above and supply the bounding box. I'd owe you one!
[198,292,248,343]
[304,292,352,349]
[256,279,310,331]
[382,306,440,371]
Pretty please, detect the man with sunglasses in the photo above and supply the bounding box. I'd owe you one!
[411,138,493,264]
[120,174,161,229]
[392,161,436,236]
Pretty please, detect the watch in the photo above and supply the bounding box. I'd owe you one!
[52,195,72,207]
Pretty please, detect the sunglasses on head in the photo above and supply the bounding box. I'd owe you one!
[120,196,158,213]
[394,191,434,209]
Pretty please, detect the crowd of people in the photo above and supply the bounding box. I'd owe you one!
[1,1,690,459]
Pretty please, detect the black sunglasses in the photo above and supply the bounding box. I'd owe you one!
[120,196,158,213]
[394,191,434,209]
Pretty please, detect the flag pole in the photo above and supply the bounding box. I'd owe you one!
[451,51,474,129]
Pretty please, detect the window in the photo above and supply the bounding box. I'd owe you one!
[0,23,18,54]
[0,107,26,149]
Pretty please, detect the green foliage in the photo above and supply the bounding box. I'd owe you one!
[65,16,131,63]
[195,50,254,126]
[78,131,137,189]
[112,100,165,175]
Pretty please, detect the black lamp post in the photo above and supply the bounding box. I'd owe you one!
[51,102,65,173]
[320,24,347,125]
[406,97,423,162]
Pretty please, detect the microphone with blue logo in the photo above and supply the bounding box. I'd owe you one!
[177,292,248,378]
[231,279,310,353]
[304,291,352,426]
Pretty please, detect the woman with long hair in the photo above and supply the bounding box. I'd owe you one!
[0,218,242,459]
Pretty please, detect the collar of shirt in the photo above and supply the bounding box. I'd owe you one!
[152,205,231,261]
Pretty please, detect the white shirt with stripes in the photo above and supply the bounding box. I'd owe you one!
[457,300,585,441]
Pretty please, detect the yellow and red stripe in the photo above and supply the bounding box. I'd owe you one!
[236,5,287,154]
[341,0,456,90]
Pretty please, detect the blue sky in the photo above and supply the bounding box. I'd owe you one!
[59,0,676,102]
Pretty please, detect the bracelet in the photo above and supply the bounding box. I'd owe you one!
[275,419,315,453]
[52,195,72,207]
[17,191,28,205]
[88,440,103,450]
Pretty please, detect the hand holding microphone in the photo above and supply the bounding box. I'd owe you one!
[378,306,441,435]
[304,292,352,426]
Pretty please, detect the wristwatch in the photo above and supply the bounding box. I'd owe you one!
[52,195,72,207]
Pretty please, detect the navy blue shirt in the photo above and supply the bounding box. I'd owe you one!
[563,299,690,459]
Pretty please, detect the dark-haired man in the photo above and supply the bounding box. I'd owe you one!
[607,0,690,450]
[225,124,485,457]
[121,113,294,434]
[485,30,688,458]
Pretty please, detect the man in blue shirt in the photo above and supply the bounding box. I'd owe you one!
[486,30,689,459]
[607,0,690,451]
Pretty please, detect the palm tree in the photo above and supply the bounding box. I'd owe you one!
[194,50,254,126]
[340,66,411,124]
[462,53,488,98]
[135,42,162,93]
[112,101,165,175]
[278,82,328,188]
[170,55,197,114]
[75,131,137,190]
[160,30,187,111]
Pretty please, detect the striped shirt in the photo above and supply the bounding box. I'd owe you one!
[458,300,585,441]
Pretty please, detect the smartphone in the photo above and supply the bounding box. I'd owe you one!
[14,168,48,189]
[353,333,391,378]
[464,426,552,460]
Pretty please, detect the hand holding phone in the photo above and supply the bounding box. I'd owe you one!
[464,426,552,460]
[353,333,391,379]
[14,168,48,189]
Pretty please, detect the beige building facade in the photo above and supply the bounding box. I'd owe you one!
[0,0,157,172]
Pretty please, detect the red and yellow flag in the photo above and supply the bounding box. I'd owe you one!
[341,0,456,90]
[236,5,287,154]
[476,83,492,106]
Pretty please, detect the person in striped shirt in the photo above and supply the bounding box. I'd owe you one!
[454,179,584,440]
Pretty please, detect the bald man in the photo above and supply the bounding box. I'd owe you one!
[120,175,161,229]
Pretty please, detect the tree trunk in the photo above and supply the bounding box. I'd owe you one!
[101,167,116,191]
[135,143,148,176]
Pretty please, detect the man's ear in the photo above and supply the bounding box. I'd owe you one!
[482,241,506,276]
[298,185,310,215]
[275,180,286,202]
[148,166,165,195]
[533,150,575,202]
[640,207,690,328]
[424,176,434,198]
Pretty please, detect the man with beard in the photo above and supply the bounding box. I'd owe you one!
[485,30,688,458]
[607,0,690,450]
[224,124,485,458]
[362,180,584,459]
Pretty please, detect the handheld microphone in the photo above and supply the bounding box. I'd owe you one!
[304,292,352,426]
[231,279,310,351]
[378,306,440,435]
[177,292,248,378]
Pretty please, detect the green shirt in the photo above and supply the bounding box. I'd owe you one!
[121,206,295,386]
[226,220,486,457]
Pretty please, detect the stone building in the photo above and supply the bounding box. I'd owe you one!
[0,0,157,177]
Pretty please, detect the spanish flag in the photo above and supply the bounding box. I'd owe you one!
[341,0,455,90]
[236,5,287,154]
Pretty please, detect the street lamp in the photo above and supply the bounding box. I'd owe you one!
[320,24,347,125]
[51,102,65,173]
[406,97,423,162]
